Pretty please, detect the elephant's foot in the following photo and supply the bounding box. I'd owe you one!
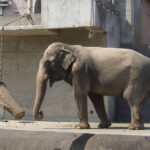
[128,123,144,130]
[75,122,90,129]
[98,121,111,129]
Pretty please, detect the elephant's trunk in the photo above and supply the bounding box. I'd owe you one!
[0,82,25,120]
[33,63,48,121]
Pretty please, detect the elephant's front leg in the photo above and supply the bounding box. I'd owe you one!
[73,88,90,129]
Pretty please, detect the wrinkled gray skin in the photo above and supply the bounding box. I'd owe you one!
[33,42,150,130]
[0,82,25,120]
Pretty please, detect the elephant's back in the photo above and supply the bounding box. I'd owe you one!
[85,47,150,96]
[86,47,150,66]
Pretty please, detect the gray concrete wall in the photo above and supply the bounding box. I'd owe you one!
[141,0,150,44]
[0,127,150,150]
[116,0,133,44]
[93,0,133,44]
[131,0,141,45]
[1,28,107,121]
[42,0,92,28]
[0,123,150,150]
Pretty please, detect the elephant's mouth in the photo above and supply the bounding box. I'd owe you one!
[49,76,63,88]
[49,78,55,88]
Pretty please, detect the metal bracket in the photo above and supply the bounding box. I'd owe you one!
[0,0,9,15]
[0,0,9,7]
[0,7,2,15]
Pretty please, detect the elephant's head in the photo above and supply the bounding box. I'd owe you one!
[33,43,76,121]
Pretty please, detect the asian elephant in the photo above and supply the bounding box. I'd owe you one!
[0,82,25,119]
[33,42,150,130]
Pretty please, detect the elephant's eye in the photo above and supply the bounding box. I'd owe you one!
[45,61,51,67]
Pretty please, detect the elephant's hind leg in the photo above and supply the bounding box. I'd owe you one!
[127,102,144,130]
[124,86,146,130]
[88,93,111,128]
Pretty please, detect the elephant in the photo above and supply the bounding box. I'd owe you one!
[0,82,25,119]
[33,42,150,130]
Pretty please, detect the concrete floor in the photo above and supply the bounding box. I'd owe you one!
[0,121,150,150]
[0,120,150,136]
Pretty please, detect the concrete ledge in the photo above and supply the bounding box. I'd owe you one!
[0,121,150,150]
[0,25,104,37]
[0,25,60,36]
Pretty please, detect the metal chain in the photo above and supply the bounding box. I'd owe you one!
[0,26,4,82]
[0,27,5,120]
[1,108,6,121]
[0,13,31,121]
[0,13,30,82]
[2,13,31,27]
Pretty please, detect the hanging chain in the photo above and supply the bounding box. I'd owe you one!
[0,13,30,82]
[1,107,6,121]
[0,13,31,121]
[0,26,4,82]
[0,27,6,121]
[2,13,31,27]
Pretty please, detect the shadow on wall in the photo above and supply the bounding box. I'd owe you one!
[101,0,132,44]
[35,0,41,13]
[69,134,94,150]
[117,0,132,44]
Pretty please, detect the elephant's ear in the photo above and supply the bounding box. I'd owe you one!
[57,49,76,70]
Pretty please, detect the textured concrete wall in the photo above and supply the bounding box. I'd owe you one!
[42,0,92,28]
[93,0,133,44]
[0,125,150,150]
[116,0,133,44]
[131,0,141,45]
[141,0,150,44]
[1,28,107,121]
